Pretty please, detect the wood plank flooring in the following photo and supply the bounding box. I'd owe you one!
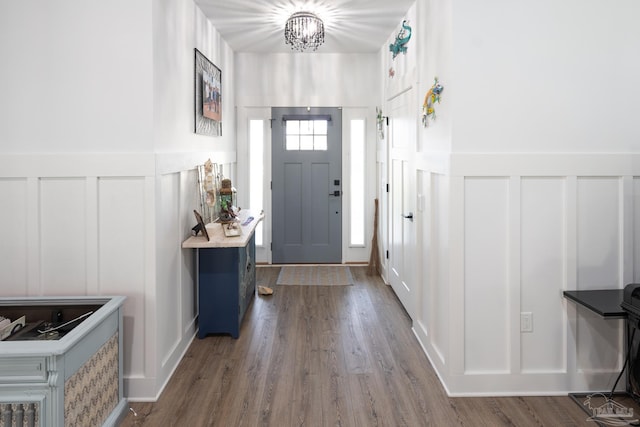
[119,266,603,426]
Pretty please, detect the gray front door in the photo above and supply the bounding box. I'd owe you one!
[271,107,342,263]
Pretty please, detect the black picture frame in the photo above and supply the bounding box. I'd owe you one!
[193,210,210,241]
[194,48,222,137]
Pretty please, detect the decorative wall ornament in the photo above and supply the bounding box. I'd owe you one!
[194,48,222,136]
[376,107,386,139]
[388,67,395,78]
[422,77,444,127]
[389,20,412,59]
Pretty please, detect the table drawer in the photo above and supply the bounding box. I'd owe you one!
[0,357,47,383]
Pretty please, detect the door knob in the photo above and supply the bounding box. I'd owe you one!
[402,212,413,221]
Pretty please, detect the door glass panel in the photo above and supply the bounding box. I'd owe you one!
[300,121,313,135]
[286,120,300,134]
[286,135,299,150]
[285,119,328,151]
[300,135,314,150]
[315,135,327,150]
[314,120,327,134]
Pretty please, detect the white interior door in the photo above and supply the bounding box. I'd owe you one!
[387,89,417,319]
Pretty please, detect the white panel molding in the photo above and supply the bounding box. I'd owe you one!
[508,176,521,374]
[415,169,636,395]
[155,151,236,176]
[85,177,99,295]
[564,175,578,383]
[463,177,510,374]
[621,176,634,285]
[448,175,465,376]
[450,153,640,177]
[0,153,155,178]
[26,177,40,295]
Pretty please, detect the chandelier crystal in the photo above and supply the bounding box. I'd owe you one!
[284,11,325,52]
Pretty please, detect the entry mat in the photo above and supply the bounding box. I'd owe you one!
[276,266,354,286]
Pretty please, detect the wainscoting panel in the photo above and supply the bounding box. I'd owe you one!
[410,153,640,395]
[157,172,181,367]
[0,152,229,400]
[575,177,622,372]
[98,176,147,377]
[40,178,88,295]
[463,177,510,374]
[520,177,566,373]
[0,178,28,295]
[430,172,449,365]
[416,170,430,338]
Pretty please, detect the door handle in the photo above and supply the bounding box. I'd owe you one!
[402,212,413,221]
[329,191,341,197]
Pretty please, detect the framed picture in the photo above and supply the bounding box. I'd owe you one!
[194,48,222,137]
[193,210,210,241]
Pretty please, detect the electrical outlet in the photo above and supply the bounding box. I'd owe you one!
[521,312,533,333]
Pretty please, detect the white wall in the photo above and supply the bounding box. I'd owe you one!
[452,0,640,153]
[0,0,236,401]
[235,53,380,263]
[0,1,154,153]
[236,53,379,108]
[382,0,640,396]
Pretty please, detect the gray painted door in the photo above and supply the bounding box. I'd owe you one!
[271,107,342,263]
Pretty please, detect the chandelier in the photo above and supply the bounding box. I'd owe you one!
[284,11,325,52]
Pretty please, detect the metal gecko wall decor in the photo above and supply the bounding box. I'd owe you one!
[422,77,444,127]
[389,20,412,59]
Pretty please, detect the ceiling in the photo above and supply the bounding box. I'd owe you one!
[195,0,415,54]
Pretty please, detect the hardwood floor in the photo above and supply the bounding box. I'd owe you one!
[119,266,601,426]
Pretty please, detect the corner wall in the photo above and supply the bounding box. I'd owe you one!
[381,0,640,395]
[0,0,236,401]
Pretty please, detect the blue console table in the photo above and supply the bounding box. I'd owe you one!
[182,211,262,338]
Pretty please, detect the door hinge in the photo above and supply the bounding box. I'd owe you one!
[270,181,272,190]
[386,250,389,259]
[269,118,274,128]
[386,183,389,193]
[386,116,389,126]
[270,242,272,251]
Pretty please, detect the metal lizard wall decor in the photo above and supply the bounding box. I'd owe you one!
[389,20,412,59]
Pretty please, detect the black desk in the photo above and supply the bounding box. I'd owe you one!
[563,289,626,318]
[563,289,635,421]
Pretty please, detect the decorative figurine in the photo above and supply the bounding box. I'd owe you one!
[422,77,444,127]
[219,178,236,222]
[389,20,412,59]
[203,159,216,208]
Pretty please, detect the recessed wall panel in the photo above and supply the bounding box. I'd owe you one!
[0,178,28,294]
[98,177,146,376]
[464,177,509,373]
[40,178,86,295]
[576,177,621,372]
[432,173,449,362]
[577,177,620,289]
[157,173,181,367]
[520,177,565,372]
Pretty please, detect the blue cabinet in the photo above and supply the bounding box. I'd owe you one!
[197,233,256,338]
